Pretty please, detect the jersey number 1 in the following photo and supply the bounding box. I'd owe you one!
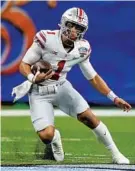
[51,60,66,80]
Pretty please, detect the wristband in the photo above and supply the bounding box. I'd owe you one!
[32,71,40,83]
[27,73,34,83]
[107,91,118,102]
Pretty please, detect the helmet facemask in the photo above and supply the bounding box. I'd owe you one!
[59,8,88,46]
[65,21,86,40]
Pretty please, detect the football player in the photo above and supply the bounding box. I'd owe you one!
[19,7,131,163]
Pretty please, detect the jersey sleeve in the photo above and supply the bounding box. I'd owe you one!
[78,40,91,59]
[34,30,46,49]
[22,30,46,65]
[79,57,97,80]
[22,42,41,65]
[78,40,97,80]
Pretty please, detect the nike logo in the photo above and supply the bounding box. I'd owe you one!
[104,132,106,135]
[52,51,58,55]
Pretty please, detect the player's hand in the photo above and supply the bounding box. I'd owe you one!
[34,69,53,83]
[114,97,132,112]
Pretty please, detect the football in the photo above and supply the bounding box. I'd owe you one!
[31,60,52,75]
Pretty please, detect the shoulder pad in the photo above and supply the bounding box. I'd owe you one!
[34,30,47,49]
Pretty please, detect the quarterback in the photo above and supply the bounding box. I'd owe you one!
[19,7,131,163]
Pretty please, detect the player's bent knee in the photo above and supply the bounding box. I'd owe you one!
[77,108,90,121]
[38,126,55,144]
[77,108,100,129]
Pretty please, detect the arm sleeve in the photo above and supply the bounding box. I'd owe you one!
[79,57,97,80]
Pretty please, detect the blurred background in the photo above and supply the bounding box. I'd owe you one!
[1,1,135,166]
[1,1,135,106]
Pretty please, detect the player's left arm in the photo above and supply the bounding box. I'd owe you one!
[90,74,132,112]
[79,50,131,112]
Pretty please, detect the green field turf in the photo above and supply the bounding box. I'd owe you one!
[1,116,135,165]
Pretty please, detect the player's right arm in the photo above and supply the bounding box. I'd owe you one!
[19,31,53,83]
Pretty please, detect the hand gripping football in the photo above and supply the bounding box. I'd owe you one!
[31,60,52,75]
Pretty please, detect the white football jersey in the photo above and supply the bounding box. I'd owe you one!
[22,30,97,85]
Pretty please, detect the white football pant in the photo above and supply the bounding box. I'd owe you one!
[29,80,89,131]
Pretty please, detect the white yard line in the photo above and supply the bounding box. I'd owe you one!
[1,108,135,116]
[1,165,135,171]
[1,137,93,142]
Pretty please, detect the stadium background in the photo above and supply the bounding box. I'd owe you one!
[1,1,135,168]
[1,1,135,105]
